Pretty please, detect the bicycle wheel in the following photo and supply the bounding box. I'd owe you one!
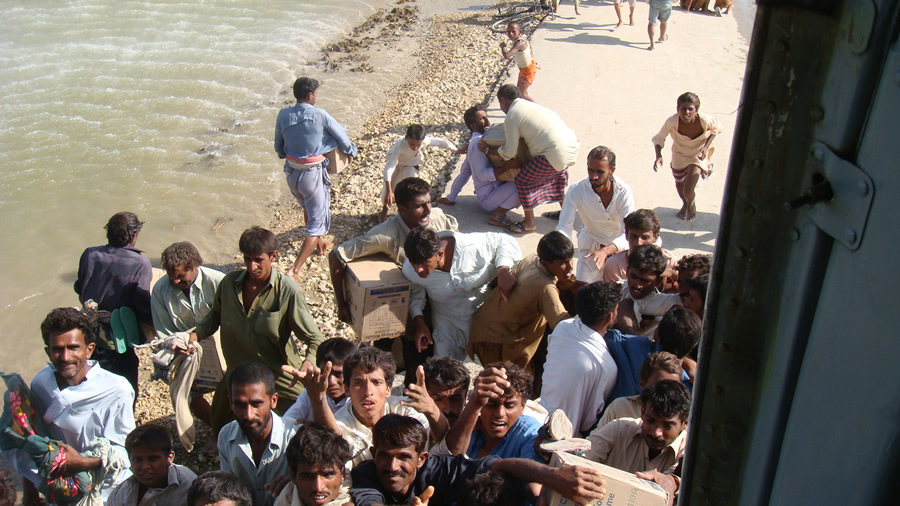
[491,12,536,33]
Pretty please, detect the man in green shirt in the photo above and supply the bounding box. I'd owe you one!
[189,226,324,433]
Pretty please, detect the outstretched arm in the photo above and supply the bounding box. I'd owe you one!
[402,366,450,445]
[444,367,510,455]
[491,458,607,504]
[282,362,342,435]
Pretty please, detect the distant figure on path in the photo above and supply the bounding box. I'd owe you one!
[275,77,357,279]
[614,0,635,27]
[648,0,673,50]
[549,0,580,16]
[499,22,538,102]
[481,85,580,234]
[652,92,721,221]
[380,125,457,222]
[74,211,152,392]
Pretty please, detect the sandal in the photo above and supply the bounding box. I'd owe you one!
[487,215,513,228]
[506,221,536,234]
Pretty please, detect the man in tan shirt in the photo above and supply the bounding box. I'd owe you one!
[584,380,690,474]
[467,231,576,378]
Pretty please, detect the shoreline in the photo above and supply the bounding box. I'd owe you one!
[133,0,519,475]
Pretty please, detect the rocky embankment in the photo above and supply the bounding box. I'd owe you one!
[135,0,528,474]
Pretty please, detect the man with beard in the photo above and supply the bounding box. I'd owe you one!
[438,105,520,227]
[584,380,690,474]
[275,423,352,506]
[557,146,635,282]
[217,362,297,506]
[4,308,135,504]
[349,414,607,506]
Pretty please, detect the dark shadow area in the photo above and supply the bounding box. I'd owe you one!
[545,31,645,49]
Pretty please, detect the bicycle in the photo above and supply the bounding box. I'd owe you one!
[490,0,548,34]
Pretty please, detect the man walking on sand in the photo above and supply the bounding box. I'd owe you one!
[481,85,579,234]
[275,77,357,280]
[614,0,636,28]
[648,0,673,50]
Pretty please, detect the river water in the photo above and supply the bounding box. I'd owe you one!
[0,0,490,381]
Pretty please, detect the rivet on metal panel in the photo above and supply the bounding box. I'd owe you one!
[845,229,858,244]
[858,180,870,196]
[812,147,825,160]
[751,158,764,169]
[774,39,787,52]
[809,106,825,121]
[735,247,745,258]
[847,1,876,55]
[705,424,716,433]
[790,228,801,240]
[765,101,776,114]
[720,340,731,351]
[745,205,756,216]
[714,384,724,394]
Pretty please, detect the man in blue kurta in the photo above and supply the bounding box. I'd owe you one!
[274,77,358,279]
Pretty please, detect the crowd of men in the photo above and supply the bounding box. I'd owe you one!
[2,67,717,506]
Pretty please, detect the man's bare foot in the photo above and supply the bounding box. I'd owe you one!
[616,20,623,28]
[436,197,455,206]
[629,18,634,26]
[658,34,669,42]
[686,202,697,221]
[676,205,687,220]
[649,44,655,50]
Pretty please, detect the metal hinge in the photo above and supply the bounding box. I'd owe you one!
[786,142,874,250]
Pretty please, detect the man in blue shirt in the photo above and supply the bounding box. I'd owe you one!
[274,77,358,279]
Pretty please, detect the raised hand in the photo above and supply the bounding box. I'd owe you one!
[402,366,438,416]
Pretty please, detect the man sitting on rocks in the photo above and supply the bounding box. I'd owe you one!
[402,227,522,360]
[5,308,135,503]
[74,211,152,393]
[480,85,580,234]
[439,105,520,227]
[329,177,458,382]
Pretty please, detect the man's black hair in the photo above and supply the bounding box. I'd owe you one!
[483,362,533,401]
[343,346,396,387]
[286,422,351,477]
[187,471,253,506]
[640,379,691,421]
[105,211,144,247]
[575,282,622,328]
[293,77,319,101]
[238,226,278,256]
[687,274,709,301]
[394,177,432,208]
[676,253,712,277]
[497,84,521,101]
[372,414,427,453]
[587,145,617,168]
[125,424,173,455]
[405,124,426,140]
[423,356,470,390]
[160,241,203,271]
[403,226,442,265]
[463,105,486,129]
[628,244,668,277]
[459,471,529,506]
[657,306,702,359]
[316,338,358,368]
[537,230,574,264]
[624,209,662,236]
[41,307,95,347]
[229,361,276,396]
[677,91,701,108]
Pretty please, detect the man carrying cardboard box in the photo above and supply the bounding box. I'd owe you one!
[329,177,458,382]
[584,380,690,475]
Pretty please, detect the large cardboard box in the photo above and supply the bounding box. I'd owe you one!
[326,148,351,174]
[344,255,410,341]
[544,451,669,506]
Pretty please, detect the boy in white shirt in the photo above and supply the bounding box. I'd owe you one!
[381,124,458,221]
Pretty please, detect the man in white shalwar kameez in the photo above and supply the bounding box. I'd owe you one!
[557,146,635,283]
[401,228,522,360]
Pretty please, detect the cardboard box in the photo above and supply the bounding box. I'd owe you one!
[344,255,410,341]
[544,451,669,506]
[326,148,351,174]
[194,332,226,392]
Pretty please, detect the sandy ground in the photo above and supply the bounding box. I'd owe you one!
[437,1,750,261]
